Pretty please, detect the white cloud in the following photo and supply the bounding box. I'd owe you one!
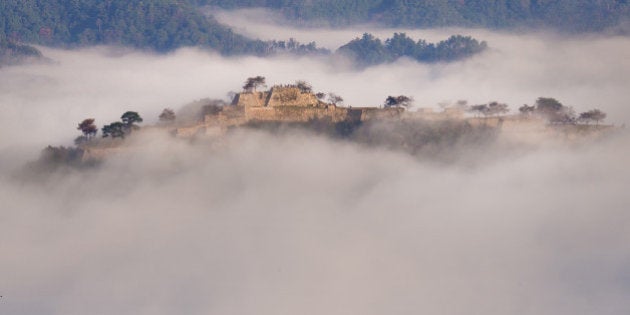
[0,20,629,315]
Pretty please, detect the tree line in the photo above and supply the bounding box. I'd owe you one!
[466,97,607,125]
[195,0,630,32]
[337,33,487,67]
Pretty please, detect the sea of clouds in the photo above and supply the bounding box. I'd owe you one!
[0,10,629,315]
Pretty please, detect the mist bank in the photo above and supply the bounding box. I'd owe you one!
[1,27,630,315]
[2,128,630,315]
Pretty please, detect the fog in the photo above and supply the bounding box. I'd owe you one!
[1,15,630,315]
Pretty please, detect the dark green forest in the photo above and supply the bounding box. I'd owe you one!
[339,33,488,67]
[197,0,630,32]
[0,35,43,65]
[2,0,627,66]
[0,0,333,65]
[0,0,267,53]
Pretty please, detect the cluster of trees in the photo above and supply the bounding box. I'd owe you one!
[101,111,144,139]
[578,109,607,126]
[466,97,608,125]
[75,108,181,145]
[196,0,630,32]
[75,111,144,145]
[266,38,329,55]
[337,33,487,67]
[469,102,510,117]
[521,97,607,125]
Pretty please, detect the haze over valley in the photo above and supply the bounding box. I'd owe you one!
[1,3,630,315]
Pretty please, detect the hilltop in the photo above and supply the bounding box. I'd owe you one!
[31,76,621,171]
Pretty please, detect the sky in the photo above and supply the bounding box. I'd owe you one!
[0,9,629,315]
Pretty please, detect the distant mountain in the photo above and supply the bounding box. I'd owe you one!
[196,0,630,32]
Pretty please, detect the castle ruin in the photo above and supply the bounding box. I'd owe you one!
[176,84,405,137]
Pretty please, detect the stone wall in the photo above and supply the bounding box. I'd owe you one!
[408,107,465,121]
[233,92,269,107]
[359,107,404,120]
[205,106,247,127]
[266,86,320,107]
[244,106,350,122]
[175,125,206,137]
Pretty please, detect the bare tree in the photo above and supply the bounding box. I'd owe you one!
[579,109,607,126]
[243,76,266,92]
[327,93,344,106]
[295,80,312,93]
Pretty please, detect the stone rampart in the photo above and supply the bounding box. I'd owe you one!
[233,92,269,107]
[266,86,320,107]
[245,106,349,122]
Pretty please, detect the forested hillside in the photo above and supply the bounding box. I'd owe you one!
[0,0,268,54]
[197,0,630,32]
[0,34,43,66]
[1,0,487,66]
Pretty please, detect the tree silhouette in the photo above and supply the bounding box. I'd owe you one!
[327,93,344,106]
[468,104,489,117]
[243,76,266,92]
[295,80,312,93]
[77,118,97,139]
[384,95,413,108]
[486,101,509,116]
[535,97,563,115]
[121,111,143,129]
[159,108,176,123]
[102,122,126,138]
[579,109,607,126]
[519,104,535,115]
[535,97,575,124]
